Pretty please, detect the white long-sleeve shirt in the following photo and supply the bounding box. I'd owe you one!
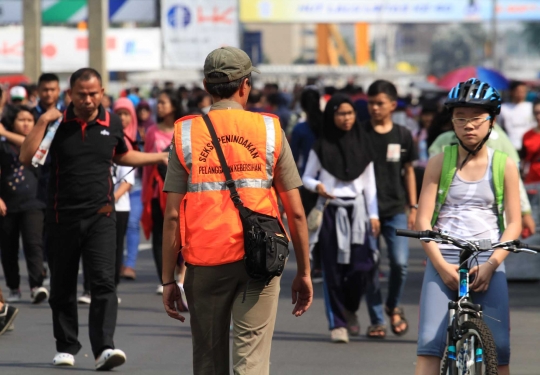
[302,150,379,219]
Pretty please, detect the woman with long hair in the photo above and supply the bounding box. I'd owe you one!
[142,89,185,297]
[0,105,48,304]
[302,94,380,343]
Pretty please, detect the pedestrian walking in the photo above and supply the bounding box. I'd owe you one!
[363,80,418,338]
[0,105,49,304]
[32,73,63,287]
[0,286,18,336]
[79,97,139,303]
[290,87,324,281]
[499,80,535,152]
[161,46,313,375]
[19,67,167,370]
[303,94,380,343]
[141,89,183,295]
[415,78,520,375]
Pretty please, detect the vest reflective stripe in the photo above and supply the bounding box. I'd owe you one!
[263,115,275,180]
[181,119,193,185]
[180,115,277,192]
[187,178,273,193]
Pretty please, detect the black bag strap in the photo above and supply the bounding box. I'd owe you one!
[202,114,251,218]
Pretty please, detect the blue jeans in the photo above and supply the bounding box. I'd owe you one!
[366,212,409,325]
[124,189,142,269]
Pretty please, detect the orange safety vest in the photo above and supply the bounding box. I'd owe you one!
[174,110,283,266]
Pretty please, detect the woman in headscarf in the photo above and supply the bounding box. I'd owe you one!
[302,94,380,344]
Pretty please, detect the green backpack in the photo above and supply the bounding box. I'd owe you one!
[431,144,507,231]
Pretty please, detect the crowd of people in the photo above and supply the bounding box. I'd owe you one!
[0,45,539,374]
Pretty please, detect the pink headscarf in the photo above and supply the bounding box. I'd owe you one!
[113,97,138,150]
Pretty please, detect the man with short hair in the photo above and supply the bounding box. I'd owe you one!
[162,47,313,375]
[20,67,167,371]
[499,81,535,151]
[33,73,62,121]
[363,79,417,339]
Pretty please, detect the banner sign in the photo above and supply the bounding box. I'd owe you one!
[0,26,162,73]
[162,0,239,68]
[0,0,157,24]
[239,0,540,23]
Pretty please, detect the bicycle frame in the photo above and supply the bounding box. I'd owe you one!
[396,229,540,375]
[445,247,483,375]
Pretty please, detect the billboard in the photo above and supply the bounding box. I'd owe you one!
[0,27,162,73]
[162,0,239,69]
[239,0,540,23]
[0,0,157,24]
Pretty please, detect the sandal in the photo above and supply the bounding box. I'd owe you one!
[366,324,386,339]
[385,306,409,336]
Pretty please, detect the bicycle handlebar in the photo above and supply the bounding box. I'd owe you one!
[395,229,540,254]
[395,229,435,239]
[515,241,540,252]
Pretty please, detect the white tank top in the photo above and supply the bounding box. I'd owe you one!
[436,148,500,252]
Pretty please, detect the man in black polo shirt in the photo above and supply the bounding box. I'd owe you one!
[20,68,166,371]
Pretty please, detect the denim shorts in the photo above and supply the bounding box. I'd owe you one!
[417,255,510,365]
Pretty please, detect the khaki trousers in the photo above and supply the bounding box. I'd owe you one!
[184,260,280,375]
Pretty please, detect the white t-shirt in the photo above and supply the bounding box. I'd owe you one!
[112,165,135,212]
[499,101,535,150]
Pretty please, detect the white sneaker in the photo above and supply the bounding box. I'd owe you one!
[156,285,163,295]
[330,327,349,343]
[78,291,91,305]
[52,352,75,366]
[31,286,49,304]
[6,289,21,303]
[117,297,122,304]
[95,348,126,371]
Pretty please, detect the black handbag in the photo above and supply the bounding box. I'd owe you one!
[202,115,289,294]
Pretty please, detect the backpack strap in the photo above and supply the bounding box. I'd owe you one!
[492,150,507,231]
[431,144,458,227]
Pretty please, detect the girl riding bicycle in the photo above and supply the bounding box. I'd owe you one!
[415,78,522,375]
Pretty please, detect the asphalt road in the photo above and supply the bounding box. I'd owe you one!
[1,241,539,374]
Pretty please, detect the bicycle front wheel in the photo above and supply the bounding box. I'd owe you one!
[441,318,498,375]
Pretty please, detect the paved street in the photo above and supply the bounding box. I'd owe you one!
[1,241,539,374]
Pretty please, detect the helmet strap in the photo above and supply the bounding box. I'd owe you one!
[455,126,493,170]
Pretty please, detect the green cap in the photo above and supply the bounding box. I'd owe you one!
[204,46,260,84]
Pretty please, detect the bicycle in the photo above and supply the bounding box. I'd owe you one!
[396,229,540,375]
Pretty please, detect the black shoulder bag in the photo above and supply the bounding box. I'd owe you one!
[202,115,289,298]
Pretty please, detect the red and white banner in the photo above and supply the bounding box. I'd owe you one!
[0,27,162,73]
[162,0,239,68]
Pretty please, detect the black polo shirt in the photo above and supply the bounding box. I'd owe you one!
[46,104,128,223]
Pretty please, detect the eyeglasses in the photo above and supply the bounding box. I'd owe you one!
[451,116,492,127]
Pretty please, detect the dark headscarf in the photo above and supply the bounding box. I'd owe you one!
[313,94,374,182]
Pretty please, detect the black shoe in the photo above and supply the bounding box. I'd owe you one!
[0,304,19,336]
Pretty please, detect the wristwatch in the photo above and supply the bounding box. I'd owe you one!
[410,204,418,210]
